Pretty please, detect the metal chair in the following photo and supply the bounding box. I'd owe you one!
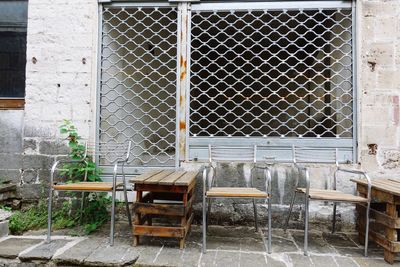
[47,141,132,246]
[202,145,272,254]
[283,146,371,256]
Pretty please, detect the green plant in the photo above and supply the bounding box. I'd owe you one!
[9,121,112,235]
[59,120,102,182]
[59,120,110,234]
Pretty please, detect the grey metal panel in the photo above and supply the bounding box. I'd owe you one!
[188,137,353,162]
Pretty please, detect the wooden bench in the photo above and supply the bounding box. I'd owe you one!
[352,178,400,264]
[130,170,197,249]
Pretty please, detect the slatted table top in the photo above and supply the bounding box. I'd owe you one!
[352,178,400,197]
[129,170,198,186]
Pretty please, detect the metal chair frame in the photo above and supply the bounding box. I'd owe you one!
[283,145,372,257]
[202,145,272,254]
[47,141,132,246]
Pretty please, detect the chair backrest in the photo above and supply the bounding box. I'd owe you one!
[208,145,257,163]
[86,141,132,163]
[292,145,338,166]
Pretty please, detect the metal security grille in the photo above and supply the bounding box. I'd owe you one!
[190,6,353,138]
[99,6,178,168]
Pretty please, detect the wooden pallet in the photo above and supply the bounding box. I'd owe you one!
[353,178,400,264]
[130,170,197,249]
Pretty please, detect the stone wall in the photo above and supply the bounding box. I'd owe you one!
[0,0,398,228]
[17,0,98,200]
[359,0,400,175]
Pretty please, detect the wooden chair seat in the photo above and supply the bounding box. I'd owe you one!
[53,182,123,191]
[207,187,269,198]
[296,188,368,203]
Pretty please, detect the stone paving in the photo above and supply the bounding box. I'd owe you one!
[0,222,398,267]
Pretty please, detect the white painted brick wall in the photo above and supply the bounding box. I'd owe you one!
[24,0,98,140]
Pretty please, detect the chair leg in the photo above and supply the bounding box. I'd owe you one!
[46,188,54,243]
[284,191,297,232]
[267,197,272,254]
[304,196,310,256]
[206,198,212,232]
[110,188,117,246]
[364,202,371,257]
[253,198,258,232]
[332,203,337,233]
[123,182,132,228]
[202,195,207,253]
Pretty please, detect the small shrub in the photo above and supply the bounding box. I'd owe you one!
[9,120,111,235]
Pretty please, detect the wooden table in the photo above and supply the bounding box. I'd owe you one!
[129,170,197,249]
[352,178,400,264]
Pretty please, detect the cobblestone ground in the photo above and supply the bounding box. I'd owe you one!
[0,222,397,267]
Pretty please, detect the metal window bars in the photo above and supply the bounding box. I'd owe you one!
[97,1,356,165]
[99,5,179,168]
[189,7,353,138]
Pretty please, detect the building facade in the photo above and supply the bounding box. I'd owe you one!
[1,0,400,227]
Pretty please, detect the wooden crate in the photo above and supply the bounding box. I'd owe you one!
[354,179,400,264]
[130,170,197,249]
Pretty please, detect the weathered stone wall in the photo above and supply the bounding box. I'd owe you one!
[358,0,400,175]
[0,111,24,185]
[0,0,397,228]
[17,0,98,200]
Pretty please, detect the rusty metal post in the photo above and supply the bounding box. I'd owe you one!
[177,2,189,163]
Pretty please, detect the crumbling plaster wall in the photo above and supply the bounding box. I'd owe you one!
[11,0,400,227]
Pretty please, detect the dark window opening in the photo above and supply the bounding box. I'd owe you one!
[0,1,28,109]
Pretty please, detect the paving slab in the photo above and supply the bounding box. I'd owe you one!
[83,241,139,266]
[271,230,298,253]
[52,238,106,265]
[19,239,70,261]
[265,255,287,267]
[290,231,336,254]
[287,254,313,267]
[239,253,268,267]
[322,232,359,248]
[0,238,42,259]
[334,256,358,267]
[132,245,166,266]
[310,255,337,267]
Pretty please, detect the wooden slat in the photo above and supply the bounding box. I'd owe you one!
[207,187,268,198]
[357,203,400,228]
[352,178,400,197]
[158,171,186,185]
[133,202,184,216]
[133,225,184,238]
[135,184,189,193]
[129,170,163,184]
[0,99,25,110]
[174,171,197,186]
[296,188,368,203]
[144,170,175,184]
[53,182,121,191]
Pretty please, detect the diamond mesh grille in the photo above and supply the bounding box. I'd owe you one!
[190,8,353,138]
[99,6,178,167]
